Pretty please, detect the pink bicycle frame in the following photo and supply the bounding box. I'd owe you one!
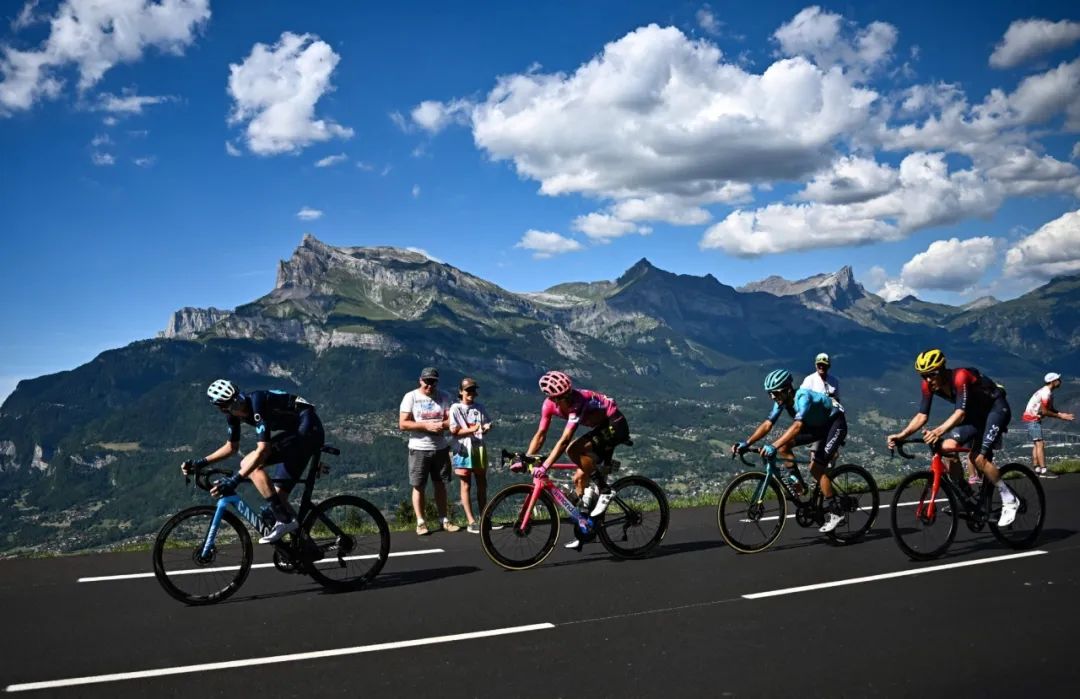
[517,462,592,531]
[917,446,971,520]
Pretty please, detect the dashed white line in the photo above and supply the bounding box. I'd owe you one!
[739,498,944,523]
[4,623,554,692]
[77,548,445,583]
[743,549,1049,599]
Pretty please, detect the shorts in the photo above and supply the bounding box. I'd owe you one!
[572,413,631,460]
[1027,421,1043,442]
[266,408,325,486]
[945,395,1011,459]
[792,411,847,464]
[452,443,488,473]
[409,447,452,487]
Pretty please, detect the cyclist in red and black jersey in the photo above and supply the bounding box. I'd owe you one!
[886,349,1019,526]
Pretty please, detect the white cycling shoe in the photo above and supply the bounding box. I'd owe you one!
[259,519,298,544]
[818,512,846,533]
[998,499,1019,527]
[590,491,615,517]
[564,538,584,551]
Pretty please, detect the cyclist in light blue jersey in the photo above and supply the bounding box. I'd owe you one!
[731,369,849,532]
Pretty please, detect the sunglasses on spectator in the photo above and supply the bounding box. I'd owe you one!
[421,378,438,386]
[463,387,478,394]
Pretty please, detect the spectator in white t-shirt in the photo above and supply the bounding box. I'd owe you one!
[801,352,840,400]
[1022,372,1074,478]
[449,377,494,534]
[398,367,460,536]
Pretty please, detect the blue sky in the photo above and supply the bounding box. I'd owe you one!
[2,0,1080,401]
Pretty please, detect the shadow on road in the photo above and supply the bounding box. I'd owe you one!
[367,565,481,590]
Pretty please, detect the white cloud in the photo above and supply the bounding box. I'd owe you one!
[389,110,410,132]
[863,265,890,291]
[989,19,1080,69]
[296,206,323,221]
[1004,209,1080,279]
[133,155,155,167]
[355,160,374,171]
[772,6,898,80]
[102,115,117,126]
[0,0,210,114]
[1073,143,1080,160]
[696,5,722,37]
[899,236,1000,291]
[701,152,1001,256]
[411,98,471,134]
[90,133,111,147]
[96,91,172,114]
[91,151,114,166]
[411,184,420,198]
[797,155,899,204]
[314,153,347,167]
[571,212,650,241]
[427,24,876,218]
[877,279,916,302]
[405,247,443,263]
[11,1,44,32]
[515,230,584,259]
[228,32,353,155]
[225,141,241,157]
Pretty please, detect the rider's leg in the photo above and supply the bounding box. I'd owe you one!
[566,438,596,499]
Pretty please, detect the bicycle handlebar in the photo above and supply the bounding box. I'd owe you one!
[185,463,236,492]
[890,437,970,460]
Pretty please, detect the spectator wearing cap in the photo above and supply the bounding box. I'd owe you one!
[399,367,460,535]
[800,352,840,400]
[449,377,494,534]
[1022,372,1074,479]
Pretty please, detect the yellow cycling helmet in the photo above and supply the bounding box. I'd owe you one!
[915,349,946,374]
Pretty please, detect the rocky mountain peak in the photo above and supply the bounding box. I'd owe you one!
[159,307,232,339]
[740,265,859,298]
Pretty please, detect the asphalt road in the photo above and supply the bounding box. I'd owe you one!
[2,475,1078,698]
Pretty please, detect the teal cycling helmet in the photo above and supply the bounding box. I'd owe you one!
[763,369,793,392]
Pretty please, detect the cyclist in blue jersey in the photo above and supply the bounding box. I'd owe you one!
[180,379,325,543]
[731,369,848,532]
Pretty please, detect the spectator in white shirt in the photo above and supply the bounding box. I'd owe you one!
[801,353,840,400]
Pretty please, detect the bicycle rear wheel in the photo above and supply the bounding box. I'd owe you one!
[597,475,669,558]
[988,463,1045,549]
[302,495,391,591]
[153,506,252,605]
[826,464,879,544]
[890,471,957,560]
[480,484,558,570]
[718,472,786,553]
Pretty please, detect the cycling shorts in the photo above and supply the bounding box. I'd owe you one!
[945,395,1011,459]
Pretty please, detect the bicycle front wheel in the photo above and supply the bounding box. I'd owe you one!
[302,495,391,591]
[890,471,957,560]
[597,475,669,558]
[718,472,787,553]
[988,463,1045,549]
[480,484,558,571]
[152,506,252,605]
[826,464,879,544]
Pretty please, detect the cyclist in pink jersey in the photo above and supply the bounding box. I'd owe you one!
[527,371,630,548]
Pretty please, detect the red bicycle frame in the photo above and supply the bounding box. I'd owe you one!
[917,445,971,520]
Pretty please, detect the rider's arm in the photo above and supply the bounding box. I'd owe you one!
[527,428,548,458]
[931,408,965,436]
[771,419,803,451]
[890,413,929,443]
[203,440,238,464]
[744,419,775,446]
[543,423,577,469]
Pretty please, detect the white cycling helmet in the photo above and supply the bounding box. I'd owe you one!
[207,379,238,406]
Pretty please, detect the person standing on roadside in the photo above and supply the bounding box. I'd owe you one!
[399,367,460,535]
[1022,372,1074,479]
[449,377,494,534]
[800,352,840,399]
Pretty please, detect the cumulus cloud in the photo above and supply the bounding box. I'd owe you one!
[899,236,1000,291]
[90,151,114,166]
[1073,142,1080,160]
[228,32,353,155]
[405,247,443,263]
[701,152,1001,256]
[96,91,172,115]
[772,6,898,80]
[515,230,584,259]
[225,141,241,157]
[0,0,210,114]
[877,279,916,301]
[411,98,472,134]
[990,19,1080,69]
[11,1,44,32]
[1004,209,1080,279]
[797,155,899,204]
[571,213,650,241]
[315,153,347,167]
[296,206,323,221]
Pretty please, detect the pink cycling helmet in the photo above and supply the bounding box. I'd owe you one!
[539,371,572,397]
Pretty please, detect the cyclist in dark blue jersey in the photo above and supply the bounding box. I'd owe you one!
[886,349,1018,526]
[731,369,848,532]
[181,379,325,543]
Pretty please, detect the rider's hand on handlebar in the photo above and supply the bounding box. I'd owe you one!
[886,434,899,450]
[922,428,943,445]
[180,459,194,476]
[210,474,240,498]
[760,444,777,459]
[731,441,749,456]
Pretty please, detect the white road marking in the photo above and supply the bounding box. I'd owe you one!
[737,498,942,523]
[4,623,554,693]
[77,548,445,583]
[743,549,1048,599]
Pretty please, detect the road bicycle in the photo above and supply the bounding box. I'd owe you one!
[153,445,390,605]
[889,438,1045,560]
[718,446,879,553]
[480,448,669,570]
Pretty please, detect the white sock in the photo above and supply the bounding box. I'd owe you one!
[442,516,451,524]
[417,517,425,526]
[997,481,1016,504]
